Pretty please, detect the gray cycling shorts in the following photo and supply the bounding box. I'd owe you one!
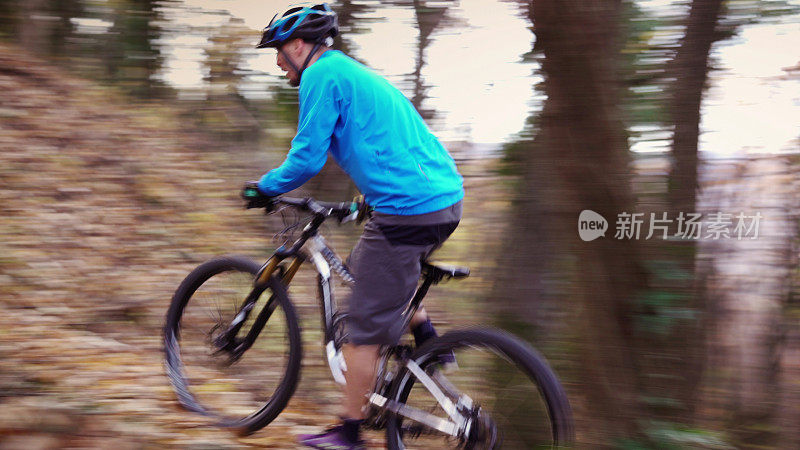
[345,201,462,345]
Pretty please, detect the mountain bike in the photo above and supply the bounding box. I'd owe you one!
[163,193,574,448]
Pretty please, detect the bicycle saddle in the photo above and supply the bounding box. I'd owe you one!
[421,261,470,282]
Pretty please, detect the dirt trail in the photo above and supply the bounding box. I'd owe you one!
[0,44,357,448]
[0,43,497,448]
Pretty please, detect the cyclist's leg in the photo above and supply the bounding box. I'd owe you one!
[342,343,380,419]
[345,217,424,346]
[301,202,462,447]
[407,201,463,345]
[345,199,463,394]
[410,307,429,328]
[302,217,426,448]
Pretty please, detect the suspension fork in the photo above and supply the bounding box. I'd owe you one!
[215,255,304,358]
[308,235,353,342]
[304,235,359,385]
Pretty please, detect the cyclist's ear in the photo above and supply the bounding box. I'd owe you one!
[282,38,305,56]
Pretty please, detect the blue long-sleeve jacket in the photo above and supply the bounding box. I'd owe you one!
[258,50,464,215]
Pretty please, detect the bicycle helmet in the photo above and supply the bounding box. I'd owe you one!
[257,3,338,86]
[256,3,338,49]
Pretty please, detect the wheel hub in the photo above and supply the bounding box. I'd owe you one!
[464,407,500,449]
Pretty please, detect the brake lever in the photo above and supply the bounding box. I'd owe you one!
[339,211,358,223]
[340,210,359,224]
[271,204,291,216]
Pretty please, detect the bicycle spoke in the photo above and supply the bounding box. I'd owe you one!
[387,330,571,449]
[165,257,301,431]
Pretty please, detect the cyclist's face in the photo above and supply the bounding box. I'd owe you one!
[276,51,297,84]
[276,40,302,85]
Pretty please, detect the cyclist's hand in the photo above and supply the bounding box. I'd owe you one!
[241,182,275,210]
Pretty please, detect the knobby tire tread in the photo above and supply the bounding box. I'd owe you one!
[385,327,574,449]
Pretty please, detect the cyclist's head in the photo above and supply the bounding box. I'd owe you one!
[257,3,338,87]
[257,3,338,49]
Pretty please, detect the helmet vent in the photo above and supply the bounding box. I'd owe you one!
[283,16,299,30]
[284,6,304,17]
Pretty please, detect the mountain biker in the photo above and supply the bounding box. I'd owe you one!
[246,4,464,449]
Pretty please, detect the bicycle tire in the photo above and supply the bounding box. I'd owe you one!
[163,255,302,435]
[385,328,574,449]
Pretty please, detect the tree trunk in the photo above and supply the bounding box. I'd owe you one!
[491,0,648,443]
[668,0,724,214]
[663,0,723,421]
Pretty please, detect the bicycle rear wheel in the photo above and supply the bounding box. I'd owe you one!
[385,328,574,449]
[163,255,302,434]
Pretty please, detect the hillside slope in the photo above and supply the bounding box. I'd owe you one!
[0,44,341,448]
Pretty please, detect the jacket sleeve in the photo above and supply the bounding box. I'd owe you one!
[257,74,339,196]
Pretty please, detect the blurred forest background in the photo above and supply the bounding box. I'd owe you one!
[1,0,799,448]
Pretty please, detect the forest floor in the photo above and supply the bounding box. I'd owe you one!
[0,43,508,449]
[2,41,799,449]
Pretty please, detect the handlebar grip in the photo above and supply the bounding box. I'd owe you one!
[242,182,276,210]
[242,187,261,198]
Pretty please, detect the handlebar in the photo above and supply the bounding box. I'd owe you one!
[252,195,369,259]
[242,183,364,223]
[273,197,360,223]
[242,182,371,257]
[272,196,358,223]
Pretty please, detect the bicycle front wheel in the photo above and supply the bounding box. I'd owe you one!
[163,255,302,434]
[386,328,574,449]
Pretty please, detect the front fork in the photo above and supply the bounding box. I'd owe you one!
[214,254,303,361]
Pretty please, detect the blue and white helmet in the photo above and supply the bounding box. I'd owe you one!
[256,3,338,49]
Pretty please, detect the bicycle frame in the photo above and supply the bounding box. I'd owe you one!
[302,235,473,439]
[305,234,354,384]
[226,227,354,385]
[222,199,474,440]
[306,236,472,439]
[166,195,572,446]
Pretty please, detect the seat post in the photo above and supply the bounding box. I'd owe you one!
[412,276,434,306]
[400,275,435,334]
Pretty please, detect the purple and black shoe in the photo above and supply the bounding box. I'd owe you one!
[298,424,366,450]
